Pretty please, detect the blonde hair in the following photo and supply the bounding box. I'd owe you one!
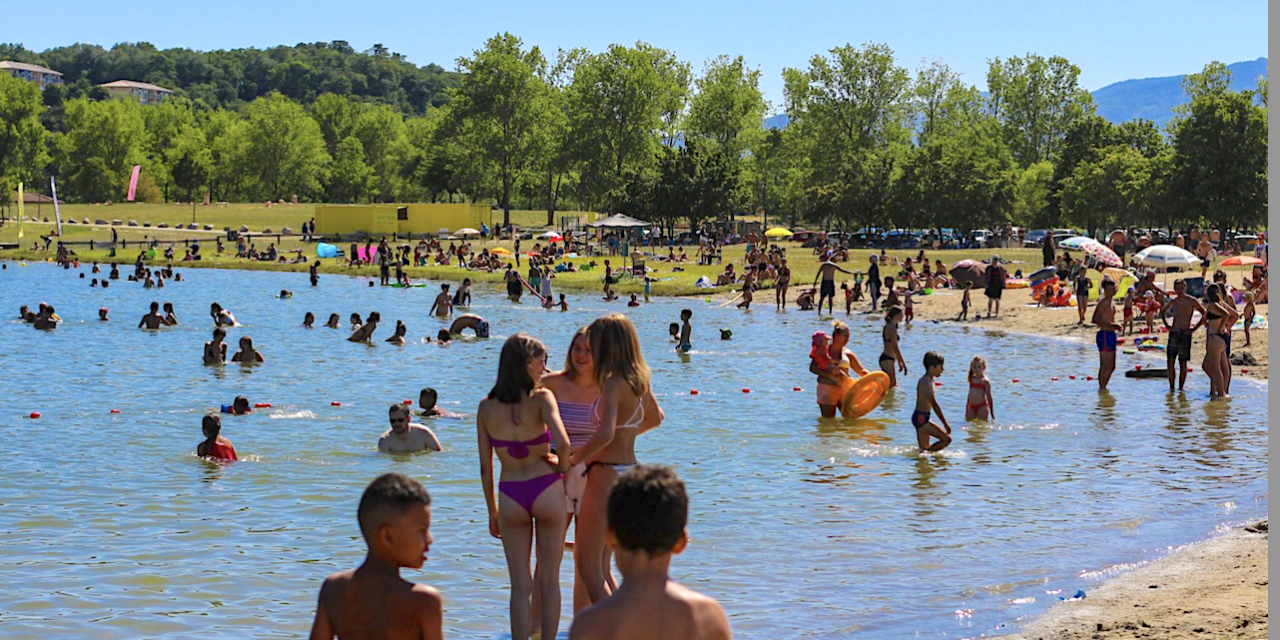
[830,320,850,336]
[562,326,590,380]
[589,314,650,397]
[968,356,987,381]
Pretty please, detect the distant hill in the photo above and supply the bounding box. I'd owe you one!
[763,58,1267,131]
[1091,57,1267,128]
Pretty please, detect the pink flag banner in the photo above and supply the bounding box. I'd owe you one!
[126,165,142,202]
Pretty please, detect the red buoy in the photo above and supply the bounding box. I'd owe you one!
[403,399,413,405]
[1011,379,1019,383]
[742,388,750,393]
[793,386,802,391]
[110,409,120,414]
[254,403,271,408]
[689,390,699,395]
[29,412,40,419]
[331,401,342,406]
[1051,377,1059,381]
[1069,375,1076,380]
[1086,376,1095,381]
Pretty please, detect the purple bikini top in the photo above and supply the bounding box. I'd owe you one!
[489,430,550,459]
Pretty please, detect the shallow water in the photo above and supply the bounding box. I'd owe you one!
[0,262,1267,639]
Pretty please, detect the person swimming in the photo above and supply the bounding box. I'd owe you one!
[449,313,489,338]
[196,413,237,461]
[348,312,380,343]
[231,336,265,363]
[204,327,228,365]
[324,313,341,329]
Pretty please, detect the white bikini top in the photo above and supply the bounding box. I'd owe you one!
[593,397,645,430]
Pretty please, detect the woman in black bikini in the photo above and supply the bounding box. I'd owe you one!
[1202,283,1238,399]
[879,306,907,387]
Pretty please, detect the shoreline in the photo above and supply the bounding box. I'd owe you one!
[1004,520,1268,640]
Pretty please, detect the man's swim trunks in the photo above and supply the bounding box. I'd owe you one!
[1095,329,1117,352]
[476,320,490,338]
[1168,328,1193,362]
[820,280,836,298]
[911,410,930,429]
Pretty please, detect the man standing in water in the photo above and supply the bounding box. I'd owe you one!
[429,284,453,318]
[868,255,882,310]
[1090,278,1121,390]
[1161,278,1206,392]
[811,253,853,315]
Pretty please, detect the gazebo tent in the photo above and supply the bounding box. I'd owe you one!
[586,213,650,229]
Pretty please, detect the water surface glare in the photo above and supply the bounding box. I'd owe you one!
[0,263,1267,639]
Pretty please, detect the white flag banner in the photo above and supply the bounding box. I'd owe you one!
[51,176,63,236]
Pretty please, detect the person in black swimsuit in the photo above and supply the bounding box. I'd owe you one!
[879,307,907,387]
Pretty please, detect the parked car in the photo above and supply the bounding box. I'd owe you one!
[884,229,919,249]
[847,231,884,249]
[1023,229,1050,248]
[968,229,993,248]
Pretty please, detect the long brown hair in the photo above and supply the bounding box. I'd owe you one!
[489,333,547,404]
[562,326,590,380]
[589,314,650,396]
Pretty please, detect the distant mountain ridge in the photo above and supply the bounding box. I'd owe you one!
[763,57,1267,131]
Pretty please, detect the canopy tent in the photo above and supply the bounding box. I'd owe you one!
[587,214,650,229]
[455,228,481,236]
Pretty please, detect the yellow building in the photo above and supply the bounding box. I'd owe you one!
[0,61,63,89]
[315,203,494,236]
[100,80,173,105]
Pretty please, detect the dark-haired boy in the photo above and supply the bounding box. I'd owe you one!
[911,351,952,453]
[310,473,444,640]
[568,465,731,640]
[677,309,693,353]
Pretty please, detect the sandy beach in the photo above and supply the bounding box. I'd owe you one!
[1006,521,1268,640]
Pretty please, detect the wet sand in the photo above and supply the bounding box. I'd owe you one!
[1006,521,1268,640]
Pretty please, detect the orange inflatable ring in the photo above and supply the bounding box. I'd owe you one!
[839,371,891,418]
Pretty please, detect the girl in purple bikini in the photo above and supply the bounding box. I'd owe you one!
[477,333,573,640]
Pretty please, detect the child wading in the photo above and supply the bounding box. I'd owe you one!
[912,351,952,452]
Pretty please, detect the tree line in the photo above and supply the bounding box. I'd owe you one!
[0,36,1267,234]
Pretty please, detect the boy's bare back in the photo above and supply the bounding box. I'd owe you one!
[914,374,934,412]
[310,567,443,640]
[569,580,730,640]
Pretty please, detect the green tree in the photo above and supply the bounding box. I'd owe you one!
[142,97,199,201]
[1059,144,1152,235]
[241,92,330,200]
[986,54,1094,166]
[1012,160,1054,227]
[449,33,553,225]
[202,108,250,201]
[1168,62,1268,232]
[351,103,406,201]
[56,97,148,202]
[0,74,49,206]
[326,136,376,203]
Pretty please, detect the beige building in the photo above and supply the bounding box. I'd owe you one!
[101,80,174,105]
[0,61,63,89]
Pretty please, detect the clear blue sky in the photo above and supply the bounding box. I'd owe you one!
[11,0,1267,109]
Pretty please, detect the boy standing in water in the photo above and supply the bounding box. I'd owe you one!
[677,309,693,353]
[309,473,444,640]
[569,465,731,640]
[310,260,320,287]
[911,352,952,453]
[1090,278,1121,390]
[1161,278,1205,392]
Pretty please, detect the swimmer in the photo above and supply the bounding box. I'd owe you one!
[99,307,110,322]
[669,323,680,341]
[1090,278,1121,391]
[224,395,251,415]
[90,278,98,287]
[204,327,228,364]
[349,313,363,330]
[912,351,952,453]
[568,465,732,640]
[676,309,692,353]
[448,313,489,338]
[231,336,265,363]
[348,312,380,342]
[452,278,472,307]
[33,304,59,330]
[430,284,453,318]
[18,305,32,323]
[309,260,320,287]
[308,473,444,640]
[627,294,640,307]
[436,329,452,343]
[417,388,457,418]
[378,404,442,453]
[279,289,293,299]
[324,313,341,329]
[1161,279,1205,392]
[303,312,315,328]
[163,302,177,325]
[385,320,407,345]
[559,294,568,311]
[139,301,170,329]
[719,328,732,340]
[210,302,238,327]
[196,413,237,461]
[964,356,995,421]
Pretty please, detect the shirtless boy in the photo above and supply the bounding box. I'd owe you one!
[1090,278,1121,390]
[417,388,456,418]
[309,473,444,640]
[430,284,453,318]
[568,465,731,640]
[677,309,693,353]
[139,301,169,329]
[448,313,489,338]
[378,404,443,453]
[1161,278,1206,392]
[912,351,952,453]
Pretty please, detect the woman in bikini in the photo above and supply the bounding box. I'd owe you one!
[539,327,606,613]
[879,306,907,388]
[1201,283,1238,399]
[477,333,573,640]
[568,314,664,605]
[811,321,871,418]
[203,327,227,365]
[964,356,995,421]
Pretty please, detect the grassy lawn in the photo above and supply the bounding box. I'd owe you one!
[0,202,1043,297]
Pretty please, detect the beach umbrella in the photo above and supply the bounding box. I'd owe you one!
[949,259,988,288]
[537,230,563,241]
[1108,229,1127,246]
[1082,242,1123,268]
[1058,236,1100,251]
[455,228,481,236]
[765,227,794,238]
[490,247,512,255]
[1133,245,1200,272]
[1218,255,1264,267]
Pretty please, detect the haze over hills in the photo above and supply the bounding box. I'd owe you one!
[764,57,1268,130]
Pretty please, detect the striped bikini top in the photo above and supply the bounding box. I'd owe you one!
[558,400,599,448]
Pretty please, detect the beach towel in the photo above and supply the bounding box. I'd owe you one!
[694,276,714,289]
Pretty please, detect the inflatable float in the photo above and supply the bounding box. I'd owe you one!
[839,371,891,418]
[1124,367,1170,379]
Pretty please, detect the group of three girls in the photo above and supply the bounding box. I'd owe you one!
[476,314,664,640]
